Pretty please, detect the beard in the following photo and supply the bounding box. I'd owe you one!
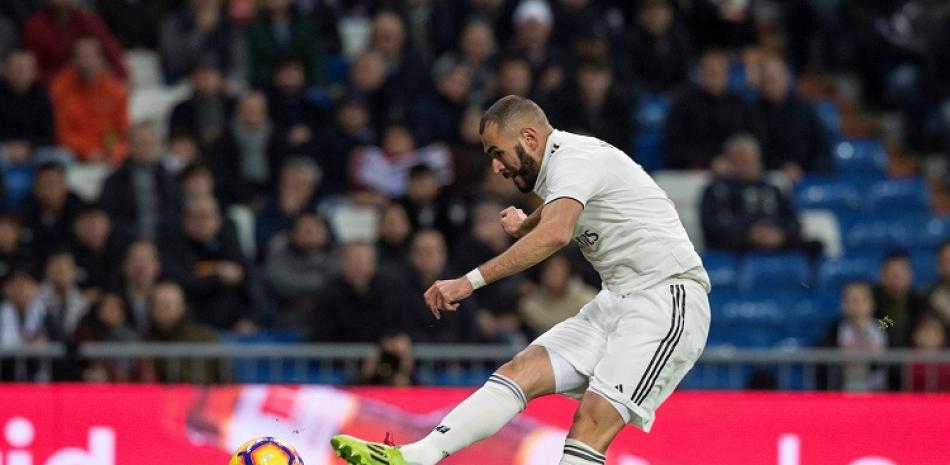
[511,144,539,193]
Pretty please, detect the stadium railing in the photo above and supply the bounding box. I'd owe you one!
[2,343,949,391]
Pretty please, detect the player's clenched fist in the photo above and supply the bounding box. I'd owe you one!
[499,206,527,238]
[423,277,474,319]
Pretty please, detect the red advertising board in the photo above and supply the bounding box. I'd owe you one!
[0,385,947,465]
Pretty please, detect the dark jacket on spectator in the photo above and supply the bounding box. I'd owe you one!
[254,197,316,258]
[70,236,124,294]
[169,94,235,151]
[392,268,479,343]
[161,222,252,329]
[664,86,757,169]
[146,317,226,383]
[754,93,832,172]
[99,159,179,242]
[555,85,633,151]
[411,91,466,147]
[873,286,929,348]
[266,85,326,147]
[700,176,800,251]
[309,274,397,343]
[21,6,128,82]
[18,192,83,261]
[246,11,325,87]
[623,23,692,94]
[311,121,373,198]
[0,79,55,148]
[95,0,172,49]
[208,125,284,206]
[158,7,246,84]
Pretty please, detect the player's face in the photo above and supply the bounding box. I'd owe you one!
[482,123,540,193]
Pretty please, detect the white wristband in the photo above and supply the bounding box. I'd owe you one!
[465,268,487,290]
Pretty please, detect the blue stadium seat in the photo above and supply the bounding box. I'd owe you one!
[2,165,34,211]
[701,251,738,290]
[864,179,931,214]
[910,248,938,287]
[833,138,887,173]
[816,253,882,290]
[325,54,349,83]
[736,253,811,292]
[794,176,861,212]
[813,99,841,141]
[632,131,665,172]
[841,214,929,250]
[634,93,671,133]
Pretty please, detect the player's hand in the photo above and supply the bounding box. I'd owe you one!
[499,206,527,238]
[423,277,474,320]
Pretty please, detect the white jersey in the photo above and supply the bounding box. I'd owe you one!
[533,130,710,294]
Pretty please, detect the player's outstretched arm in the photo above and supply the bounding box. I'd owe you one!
[424,198,582,318]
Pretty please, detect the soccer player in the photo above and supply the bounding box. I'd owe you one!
[332,95,711,465]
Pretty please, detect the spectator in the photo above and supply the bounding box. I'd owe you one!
[73,292,142,382]
[359,332,415,386]
[159,0,248,86]
[49,36,128,164]
[162,196,253,331]
[266,56,324,154]
[21,0,127,82]
[264,212,336,328]
[369,10,429,120]
[210,91,278,205]
[169,60,234,152]
[398,164,468,246]
[623,0,692,94]
[509,0,567,98]
[874,252,929,348]
[164,133,200,176]
[0,49,55,165]
[312,97,375,198]
[928,241,950,328]
[246,0,325,88]
[310,242,396,342]
[0,269,45,348]
[685,0,758,52]
[434,18,497,106]
[70,203,122,301]
[146,281,225,383]
[556,59,633,150]
[350,125,452,198]
[754,56,831,180]
[94,0,172,49]
[492,55,533,100]
[664,49,756,169]
[100,122,178,242]
[908,313,950,391]
[119,240,161,334]
[256,157,319,255]
[0,12,15,63]
[448,106,491,196]
[519,251,597,336]
[73,292,139,343]
[0,214,31,282]
[393,229,478,343]
[177,163,218,207]
[346,50,400,133]
[376,202,412,277]
[36,250,89,343]
[19,162,82,261]
[700,134,801,251]
[411,59,474,147]
[818,281,888,391]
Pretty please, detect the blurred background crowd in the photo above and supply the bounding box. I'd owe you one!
[0,0,948,389]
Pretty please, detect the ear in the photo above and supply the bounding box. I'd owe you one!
[520,126,540,151]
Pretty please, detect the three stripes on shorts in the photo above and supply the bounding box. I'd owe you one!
[630,283,686,405]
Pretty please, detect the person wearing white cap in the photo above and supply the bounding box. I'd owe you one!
[511,0,565,97]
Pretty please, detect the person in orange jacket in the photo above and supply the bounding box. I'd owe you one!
[49,35,128,165]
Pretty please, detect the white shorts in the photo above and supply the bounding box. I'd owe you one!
[531,279,710,432]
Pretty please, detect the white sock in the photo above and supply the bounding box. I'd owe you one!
[560,439,606,465]
[399,373,526,465]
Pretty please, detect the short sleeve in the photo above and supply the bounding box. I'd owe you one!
[543,151,607,207]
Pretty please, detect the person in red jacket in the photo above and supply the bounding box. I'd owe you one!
[49,36,128,164]
[21,0,127,83]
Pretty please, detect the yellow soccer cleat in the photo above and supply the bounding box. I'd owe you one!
[331,434,408,465]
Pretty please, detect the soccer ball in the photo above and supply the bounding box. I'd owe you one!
[229,437,305,465]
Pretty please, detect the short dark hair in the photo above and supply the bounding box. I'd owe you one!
[479,95,549,135]
[35,160,65,176]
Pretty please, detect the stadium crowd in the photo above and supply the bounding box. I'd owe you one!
[0,0,947,389]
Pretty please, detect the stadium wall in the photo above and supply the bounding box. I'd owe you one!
[0,385,947,465]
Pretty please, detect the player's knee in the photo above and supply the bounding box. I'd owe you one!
[495,347,552,400]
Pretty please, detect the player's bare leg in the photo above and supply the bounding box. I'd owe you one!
[557,391,626,464]
[394,345,555,465]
